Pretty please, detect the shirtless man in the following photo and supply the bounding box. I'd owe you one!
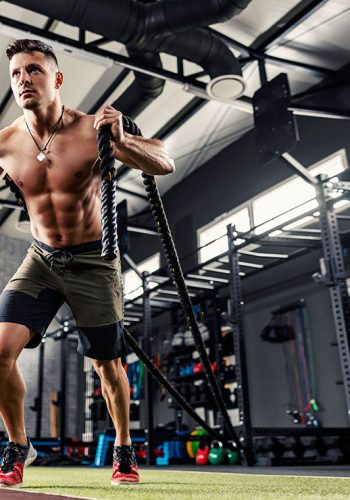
[0,39,175,488]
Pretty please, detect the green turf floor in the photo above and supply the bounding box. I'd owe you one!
[20,467,350,500]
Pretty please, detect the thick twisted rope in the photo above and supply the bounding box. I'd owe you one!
[3,174,27,213]
[97,126,118,260]
[97,115,241,448]
[141,172,240,446]
[123,327,223,442]
[97,117,141,260]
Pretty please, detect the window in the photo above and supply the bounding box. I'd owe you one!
[124,253,161,301]
[253,150,347,235]
[198,207,251,263]
[197,150,348,263]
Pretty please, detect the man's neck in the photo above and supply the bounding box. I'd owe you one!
[23,102,64,138]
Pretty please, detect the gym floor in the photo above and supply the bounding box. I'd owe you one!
[3,464,349,500]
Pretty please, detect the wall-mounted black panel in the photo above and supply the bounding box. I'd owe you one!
[253,73,299,164]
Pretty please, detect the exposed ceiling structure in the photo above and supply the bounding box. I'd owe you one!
[0,0,349,240]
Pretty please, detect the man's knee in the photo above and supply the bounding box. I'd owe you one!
[0,323,31,366]
[93,359,122,384]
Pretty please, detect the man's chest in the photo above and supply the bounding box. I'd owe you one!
[5,132,99,195]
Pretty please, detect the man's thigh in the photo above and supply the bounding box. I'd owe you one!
[0,246,64,348]
[65,250,123,328]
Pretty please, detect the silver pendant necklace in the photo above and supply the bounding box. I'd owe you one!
[25,105,65,162]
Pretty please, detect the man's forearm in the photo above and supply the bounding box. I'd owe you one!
[113,134,175,176]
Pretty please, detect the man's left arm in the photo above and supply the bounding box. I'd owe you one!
[94,106,175,176]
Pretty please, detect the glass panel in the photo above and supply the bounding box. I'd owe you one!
[198,208,250,263]
[253,152,346,234]
[124,253,160,300]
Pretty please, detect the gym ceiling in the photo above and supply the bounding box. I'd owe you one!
[0,0,349,239]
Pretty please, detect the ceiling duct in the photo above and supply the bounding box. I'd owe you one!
[6,1,251,44]
[7,0,251,103]
[138,27,246,102]
[113,50,165,119]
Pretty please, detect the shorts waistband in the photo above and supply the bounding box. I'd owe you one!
[33,239,102,255]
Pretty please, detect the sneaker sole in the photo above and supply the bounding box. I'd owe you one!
[25,444,38,468]
[111,480,139,486]
[0,482,23,489]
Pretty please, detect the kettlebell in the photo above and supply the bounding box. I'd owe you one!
[208,440,225,465]
[226,442,240,465]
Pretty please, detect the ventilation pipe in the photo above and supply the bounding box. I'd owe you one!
[6,1,251,45]
[113,50,165,119]
[138,28,246,102]
[7,0,251,103]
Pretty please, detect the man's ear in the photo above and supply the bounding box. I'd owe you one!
[55,71,64,89]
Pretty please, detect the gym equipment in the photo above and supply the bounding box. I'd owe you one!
[172,331,185,349]
[193,362,203,373]
[226,442,240,465]
[196,442,210,465]
[175,430,188,459]
[192,429,208,457]
[208,441,225,465]
[186,430,200,458]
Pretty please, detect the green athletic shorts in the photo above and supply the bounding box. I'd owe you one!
[0,239,125,360]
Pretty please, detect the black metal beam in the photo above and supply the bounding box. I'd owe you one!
[0,199,22,209]
[208,27,335,77]
[88,36,109,47]
[0,207,15,228]
[251,0,329,52]
[43,17,55,31]
[0,88,13,116]
[88,69,130,114]
[0,15,207,91]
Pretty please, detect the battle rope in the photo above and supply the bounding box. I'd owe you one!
[3,174,27,213]
[123,327,224,443]
[97,126,118,260]
[97,118,240,447]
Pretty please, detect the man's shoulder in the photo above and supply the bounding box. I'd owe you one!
[0,116,24,166]
[66,108,94,124]
[0,122,19,147]
[65,109,94,135]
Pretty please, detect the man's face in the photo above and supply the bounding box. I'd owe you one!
[9,51,61,110]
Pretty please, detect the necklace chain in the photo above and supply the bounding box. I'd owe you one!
[25,105,65,161]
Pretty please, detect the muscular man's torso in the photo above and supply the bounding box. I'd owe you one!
[0,109,103,247]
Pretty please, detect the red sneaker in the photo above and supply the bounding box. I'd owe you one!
[0,439,37,488]
[111,445,139,486]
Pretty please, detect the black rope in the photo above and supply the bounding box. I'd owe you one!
[97,126,118,260]
[141,173,240,444]
[123,328,225,444]
[97,116,240,446]
[3,174,27,212]
[97,117,141,260]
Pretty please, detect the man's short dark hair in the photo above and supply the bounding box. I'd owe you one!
[6,39,59,68]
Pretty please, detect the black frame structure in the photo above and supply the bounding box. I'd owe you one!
[122,170,350,461]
